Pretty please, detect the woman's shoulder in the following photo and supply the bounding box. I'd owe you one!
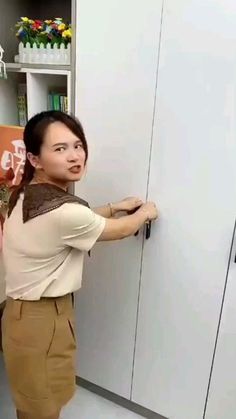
[57,202,96,225]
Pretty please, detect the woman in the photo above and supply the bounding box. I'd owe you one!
[1,110,158,419]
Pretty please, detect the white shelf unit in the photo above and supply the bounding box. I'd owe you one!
[6,63,71,72]
[26,68,71,119]
[27,69,71,119]
[1,67,71,125]
[0,0,75,127]
[0,71,26,126]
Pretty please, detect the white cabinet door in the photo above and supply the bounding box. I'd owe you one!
[205,221,236,419]
[132,1,236,418]
[74,0,163,398]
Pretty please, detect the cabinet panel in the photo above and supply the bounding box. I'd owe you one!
[74,0,163,398]
[205,221,236,419]
[132,1,236,418]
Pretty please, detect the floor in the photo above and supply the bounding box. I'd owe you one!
[0,355,143,419]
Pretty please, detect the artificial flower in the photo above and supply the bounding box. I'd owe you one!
[15,16,72,46]
[58,23,66,31]
[62,28,72,38]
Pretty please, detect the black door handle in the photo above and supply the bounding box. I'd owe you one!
[145,220,152,239]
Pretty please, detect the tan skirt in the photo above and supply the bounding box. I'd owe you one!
[1,294,76,417]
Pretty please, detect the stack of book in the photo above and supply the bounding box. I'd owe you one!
[48,91,68,113]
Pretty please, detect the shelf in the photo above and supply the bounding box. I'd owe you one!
[0,0,74,125]
[6,63,71,76]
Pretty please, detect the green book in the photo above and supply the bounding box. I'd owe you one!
[52,93,60,111]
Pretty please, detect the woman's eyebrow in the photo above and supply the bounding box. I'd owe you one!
[52,142,67,147]
[52,140,83,147]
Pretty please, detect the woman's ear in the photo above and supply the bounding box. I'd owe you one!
[27,152,42,169]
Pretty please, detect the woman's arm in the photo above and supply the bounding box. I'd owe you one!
[93,197,144,218]
[98,202,158,241]
[93,203,118,218]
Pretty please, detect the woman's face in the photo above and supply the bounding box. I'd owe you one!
[28,121,87,188]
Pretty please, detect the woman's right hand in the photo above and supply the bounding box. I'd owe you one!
[139,202,158,221]
[98,201,158,242]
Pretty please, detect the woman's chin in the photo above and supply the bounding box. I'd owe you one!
[67,173,83,182]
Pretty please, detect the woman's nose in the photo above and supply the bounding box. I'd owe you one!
[67,149,79,161]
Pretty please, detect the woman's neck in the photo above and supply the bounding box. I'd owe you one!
[30,173,69,191]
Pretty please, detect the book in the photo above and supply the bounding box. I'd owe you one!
[53,93,60,111]
[17,83,27,127]
[48,90,68,113]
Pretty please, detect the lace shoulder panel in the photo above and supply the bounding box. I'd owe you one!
[23,183,89,223]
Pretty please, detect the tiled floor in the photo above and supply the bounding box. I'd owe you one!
[0,355,143,419]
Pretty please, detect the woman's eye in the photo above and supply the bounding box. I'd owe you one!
[75,143,83,149]
[55,147,65,152]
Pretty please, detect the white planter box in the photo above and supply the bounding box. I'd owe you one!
[18,42,71,65]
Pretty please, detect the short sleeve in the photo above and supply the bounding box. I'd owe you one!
[59,203,106,251]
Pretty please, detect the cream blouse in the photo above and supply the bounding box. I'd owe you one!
[2,193,105,300]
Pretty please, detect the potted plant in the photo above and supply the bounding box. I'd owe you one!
[15,17,72,65]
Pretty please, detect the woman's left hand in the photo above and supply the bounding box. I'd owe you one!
[114,197,143,213]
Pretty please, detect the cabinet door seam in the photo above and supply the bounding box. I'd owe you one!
[130,0,166,401]
[203,218,236,418]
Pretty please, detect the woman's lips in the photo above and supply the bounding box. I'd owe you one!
[68,165,81,173]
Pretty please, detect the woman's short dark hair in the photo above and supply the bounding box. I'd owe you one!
[8,111,88,215]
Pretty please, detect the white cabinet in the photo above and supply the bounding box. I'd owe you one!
[74,0,163,398]
[205,221,236,419]
[132,1,236,418]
